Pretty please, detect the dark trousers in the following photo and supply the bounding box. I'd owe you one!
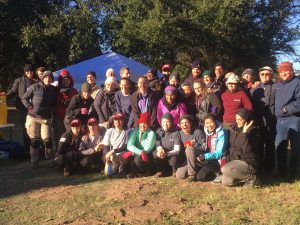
[20,111,30,153]
[124,154,153,174]
[196,160,220,181]
[152,150,181,174]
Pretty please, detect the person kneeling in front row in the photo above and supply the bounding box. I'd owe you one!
[221,109,261,187]
[120,112,156,178]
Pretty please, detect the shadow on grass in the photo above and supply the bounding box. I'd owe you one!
[0,159,109,199]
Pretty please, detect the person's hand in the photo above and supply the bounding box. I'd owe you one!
[157,148,166,159]
[94,142,103,152]
[252,81,260,89]
[197,154,205,162]
[80,108,88,115]
[28,105,33,112]
[243,120,254,133]
[141,151,149,163]
[184,140,193,148]
[122,151,133,159]
[105,150,114,162]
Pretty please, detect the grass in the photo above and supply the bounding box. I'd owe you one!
[1,159,300,224]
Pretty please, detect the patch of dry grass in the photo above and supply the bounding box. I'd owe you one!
[1,160,300,224]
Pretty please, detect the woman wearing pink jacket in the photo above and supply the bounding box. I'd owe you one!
[157,85,187,129]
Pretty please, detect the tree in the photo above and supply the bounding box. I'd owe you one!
[102,0,300,76]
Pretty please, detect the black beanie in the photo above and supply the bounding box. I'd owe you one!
[237,109,252,123]
[161,113,174,124]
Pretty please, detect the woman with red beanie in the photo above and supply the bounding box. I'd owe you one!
[120,112,156,177]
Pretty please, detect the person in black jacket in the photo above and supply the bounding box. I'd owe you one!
[94,77,118,129]
[130,76,159,129]
[250,66,277,176]
[221,109,261,187]
[64,82,94,130]
[22,71,57,168]
[6,64,36,153]
[54,119,83,176]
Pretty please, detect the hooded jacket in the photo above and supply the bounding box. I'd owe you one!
[54,73,78,120]
[203,124,228,161]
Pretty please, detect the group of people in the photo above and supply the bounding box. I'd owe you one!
[6,60,300,187]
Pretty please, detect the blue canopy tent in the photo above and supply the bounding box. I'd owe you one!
[53,52,160,89]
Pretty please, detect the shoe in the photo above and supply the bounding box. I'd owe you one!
[187,175,196,182]
[64,168,70,177]
[49,160,56,168]
[31,163,39,169]
[244,175,260,187]
[154,172,163,178]
[211,174,222,184]
[126,173,135,179]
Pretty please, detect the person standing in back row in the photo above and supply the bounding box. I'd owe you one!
[274,62,300,180]
[22,71,57,168]
[6,64,36,154]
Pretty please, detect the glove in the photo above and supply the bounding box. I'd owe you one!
[121,151,133,159]
[184,140,193,148]
[141,151,149,163]
[197,154,205,162]
[80,108,88,115]
[28,106,33,112]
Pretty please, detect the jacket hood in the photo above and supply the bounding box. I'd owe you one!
[204,122,222,136]
[58,73,74,88]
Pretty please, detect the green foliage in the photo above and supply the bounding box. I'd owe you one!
[103,0,299,73]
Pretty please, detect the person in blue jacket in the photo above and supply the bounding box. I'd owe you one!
[274,62,300,179]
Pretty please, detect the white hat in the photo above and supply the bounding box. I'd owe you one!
[106,68,115,78]
[259,66,273,73]
[226,73,240,84]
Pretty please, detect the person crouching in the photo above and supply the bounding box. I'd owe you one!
[121,112,156,177]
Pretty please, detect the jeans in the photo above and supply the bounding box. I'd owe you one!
[275,117,300,177]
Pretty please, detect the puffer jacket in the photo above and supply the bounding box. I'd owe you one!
[22,82,56,119]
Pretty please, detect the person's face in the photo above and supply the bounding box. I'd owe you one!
[82,91,90,99]
[88,123,98,135]
[25,71,34,79]
[62,77,71,87]
[138,78,149,93]
[193,83,204,96]
[279,70,294,81]
[203,75,212,85]
[236,114,246,128]
[169,78,179,87]
[165,93,176,104]
[120,80,130,94]
[105,82,116,92]
[113,119,124,129]
[180,119,191,134]
[120,69,131,78]
[192,68,201,77]
[162,69,171,77]
[87,74,96,85]
[107,71,115,77]
[162,118,172,131]
[182,85,192,97]
[146,73,154,80]
[215,66,224,79]
[242,74,252,82]
[71,126,81,136]
[139,122,149,132]
[37,71,43,80]
[227,83,238,92]
[204,118,216,133]
[259,70,272,83]
[43,76,53,86]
